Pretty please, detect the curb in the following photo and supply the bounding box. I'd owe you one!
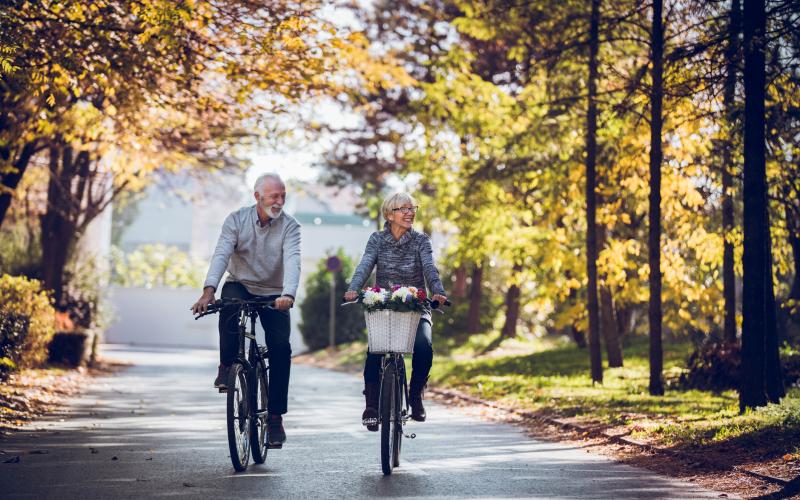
[428,386,790,488]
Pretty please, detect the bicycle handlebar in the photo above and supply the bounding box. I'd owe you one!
[340,297,452,310]
[194,297,281,320]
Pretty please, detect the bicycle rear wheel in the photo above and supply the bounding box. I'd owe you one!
[227,363,251,472]
[380,363,396,475]
[250,359,269,464]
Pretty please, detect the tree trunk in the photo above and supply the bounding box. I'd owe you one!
[764,208,785,402]
[585,0,603,384]
[648,0,665,396]
[453,265,467,298]
[500,264,522,339]
[41,145,79,307]
[571,325,587,348]
[597,223,623,367]
[0,142,38,228]
[616,303,636,339]
[786,195,800,300]
[722,0,741,343]
[467,263,484,334]
[600,285,624,367]
[739,0,769,411]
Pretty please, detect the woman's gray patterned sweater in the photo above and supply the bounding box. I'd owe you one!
[348,223,446,322]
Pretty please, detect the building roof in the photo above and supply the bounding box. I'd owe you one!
[294,212,373,227]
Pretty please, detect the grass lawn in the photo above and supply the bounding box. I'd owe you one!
[428,334,800,458]
[307,333,800,462]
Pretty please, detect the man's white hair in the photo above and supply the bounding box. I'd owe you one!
[254,173,284,193]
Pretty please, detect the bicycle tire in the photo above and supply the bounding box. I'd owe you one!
[380,363,395,475]
[250,359,269,464]
[227,363,251,472]
[392,374,402,468]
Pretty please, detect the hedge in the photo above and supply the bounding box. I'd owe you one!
[0,274,56,373]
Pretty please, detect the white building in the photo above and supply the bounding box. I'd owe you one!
[105,171,374,353]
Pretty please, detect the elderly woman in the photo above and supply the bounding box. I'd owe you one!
[344,192,447,428]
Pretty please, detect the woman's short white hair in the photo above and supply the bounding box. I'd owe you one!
[254,173,284,193]
[381,192,417,220]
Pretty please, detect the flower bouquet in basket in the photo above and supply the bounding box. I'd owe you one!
[357,285,426,353]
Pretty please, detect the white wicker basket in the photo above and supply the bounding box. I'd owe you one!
[365,310,421,354]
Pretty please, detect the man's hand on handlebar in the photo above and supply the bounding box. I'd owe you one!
[274,295,294,311]
[192,287,216,314]
[343,290,358,302]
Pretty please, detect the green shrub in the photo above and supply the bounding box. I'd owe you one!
[0,312,28,380]
[299,250,366,351]
[62,252,114,332]
[679,340,741,391]
[48,331,88,367]
[0,223,42,279]
[111,244,205,289]
[0,274,55,369]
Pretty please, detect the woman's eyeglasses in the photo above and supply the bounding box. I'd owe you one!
[392,206,419,214]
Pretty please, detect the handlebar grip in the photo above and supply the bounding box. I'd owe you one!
[429,299,452,309]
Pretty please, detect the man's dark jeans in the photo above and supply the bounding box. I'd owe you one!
[219,281,292,415]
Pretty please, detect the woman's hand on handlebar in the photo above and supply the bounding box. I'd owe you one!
[343,290,358,302]
[431,294,448,305]
[191,287,216,314]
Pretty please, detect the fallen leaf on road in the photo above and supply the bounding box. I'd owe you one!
[4,455,20,463]
[111,456,118,461]
[183,482,195,487]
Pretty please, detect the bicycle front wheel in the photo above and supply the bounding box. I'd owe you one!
[227,363,251,472]
[392,374,403,468]
[380,363,396,475]
[250,359,269,464]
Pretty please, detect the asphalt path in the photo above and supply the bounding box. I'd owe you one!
[0,345,733,499]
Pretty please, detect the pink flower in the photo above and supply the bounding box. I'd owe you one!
[417,290,426,300]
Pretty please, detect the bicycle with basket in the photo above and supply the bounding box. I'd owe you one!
[344,285,449,475]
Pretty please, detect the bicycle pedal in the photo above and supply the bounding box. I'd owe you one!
[404,433,416,439]
[217,387,228,393]
[267,443,283,449]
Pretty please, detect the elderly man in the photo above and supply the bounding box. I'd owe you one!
[192,173,300,445]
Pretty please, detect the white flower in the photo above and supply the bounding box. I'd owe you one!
[391,287,413,303]
[363,289,386,306]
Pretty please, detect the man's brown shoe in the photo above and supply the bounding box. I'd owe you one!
[268,415,286,445]
[213,364,230,391]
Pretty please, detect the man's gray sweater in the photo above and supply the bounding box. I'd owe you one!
[203,205,301,298]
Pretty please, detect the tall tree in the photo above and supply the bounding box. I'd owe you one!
[467,262,484,334]
[722,0,741,343]
[648,0,665,396]
[500,263,523,339]
[739,0,770,411]
[586,0,604,383]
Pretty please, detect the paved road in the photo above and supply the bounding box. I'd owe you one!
[0,345,731,499]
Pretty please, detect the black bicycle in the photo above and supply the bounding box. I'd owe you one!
[194,297,278,471]
[343,298,449,475]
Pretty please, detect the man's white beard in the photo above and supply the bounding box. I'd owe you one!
[267,204,283,219]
